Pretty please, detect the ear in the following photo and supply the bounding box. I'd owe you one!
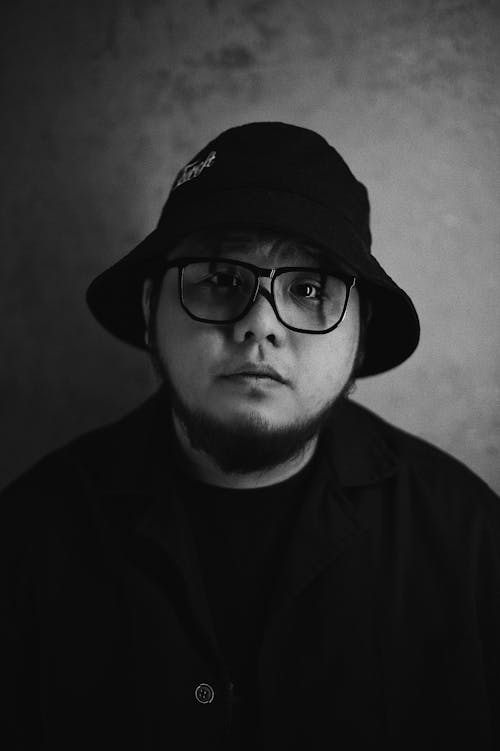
[142,279,153,345]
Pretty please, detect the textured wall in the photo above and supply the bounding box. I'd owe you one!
[1,0,499,492]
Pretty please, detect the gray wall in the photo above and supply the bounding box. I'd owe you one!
[1,0,499,493]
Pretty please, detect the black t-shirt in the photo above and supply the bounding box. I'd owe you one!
[177,454,317,743]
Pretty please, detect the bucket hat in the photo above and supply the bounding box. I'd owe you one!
[86,121,420,376]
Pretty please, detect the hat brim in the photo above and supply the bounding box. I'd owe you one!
[86,188,420,377]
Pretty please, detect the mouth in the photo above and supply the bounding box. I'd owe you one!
[221,366,288,385]
[228,373,279,381]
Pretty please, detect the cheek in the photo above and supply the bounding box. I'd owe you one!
[294,317,359,404]
[155,297,222,389]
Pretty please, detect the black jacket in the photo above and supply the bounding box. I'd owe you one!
[2,391,500,750]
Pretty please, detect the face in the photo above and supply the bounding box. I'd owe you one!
[143,228,360,474]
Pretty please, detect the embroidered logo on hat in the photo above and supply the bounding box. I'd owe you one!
[171,150,217,192]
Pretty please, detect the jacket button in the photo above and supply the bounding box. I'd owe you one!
[195,683,215,704]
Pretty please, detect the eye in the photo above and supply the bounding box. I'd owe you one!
[290,280,324,301]
[203,272,241,288]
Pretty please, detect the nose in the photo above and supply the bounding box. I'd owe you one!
[231,278,285,344]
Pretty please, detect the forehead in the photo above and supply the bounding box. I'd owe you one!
[168,227,334,267]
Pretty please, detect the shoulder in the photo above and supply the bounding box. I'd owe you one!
[330,399,500,557]
[0,392,161,501]
[341,398,499,504]
[0,392,170,580]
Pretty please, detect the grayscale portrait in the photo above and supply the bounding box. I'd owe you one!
[1,2,499,749]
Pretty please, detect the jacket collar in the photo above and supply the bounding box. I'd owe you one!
[322,396,399,487]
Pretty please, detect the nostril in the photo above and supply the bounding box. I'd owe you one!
[243,331,276,343]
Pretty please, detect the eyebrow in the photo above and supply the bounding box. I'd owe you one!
[199,232,326,262]
[270,238,325,263]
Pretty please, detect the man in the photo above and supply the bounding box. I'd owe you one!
[2,122,499,750]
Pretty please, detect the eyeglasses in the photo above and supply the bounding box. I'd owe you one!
[162,257,356,334]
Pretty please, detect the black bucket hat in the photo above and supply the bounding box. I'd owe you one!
[86,121,420,377]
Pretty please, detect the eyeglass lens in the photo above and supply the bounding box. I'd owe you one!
[180,260,349,331]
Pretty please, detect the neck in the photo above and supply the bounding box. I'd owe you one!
[172,411,318,489]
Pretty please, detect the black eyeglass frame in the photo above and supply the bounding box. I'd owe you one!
[161,256,357,334]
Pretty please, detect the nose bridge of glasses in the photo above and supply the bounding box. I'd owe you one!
[251,267,278,307]
[254,284,274,306]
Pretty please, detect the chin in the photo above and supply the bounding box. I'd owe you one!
[209,400,293,431]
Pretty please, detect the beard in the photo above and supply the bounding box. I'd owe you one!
[149,341,355,476]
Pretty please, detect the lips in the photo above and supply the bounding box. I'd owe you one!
[221,363,288,384]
